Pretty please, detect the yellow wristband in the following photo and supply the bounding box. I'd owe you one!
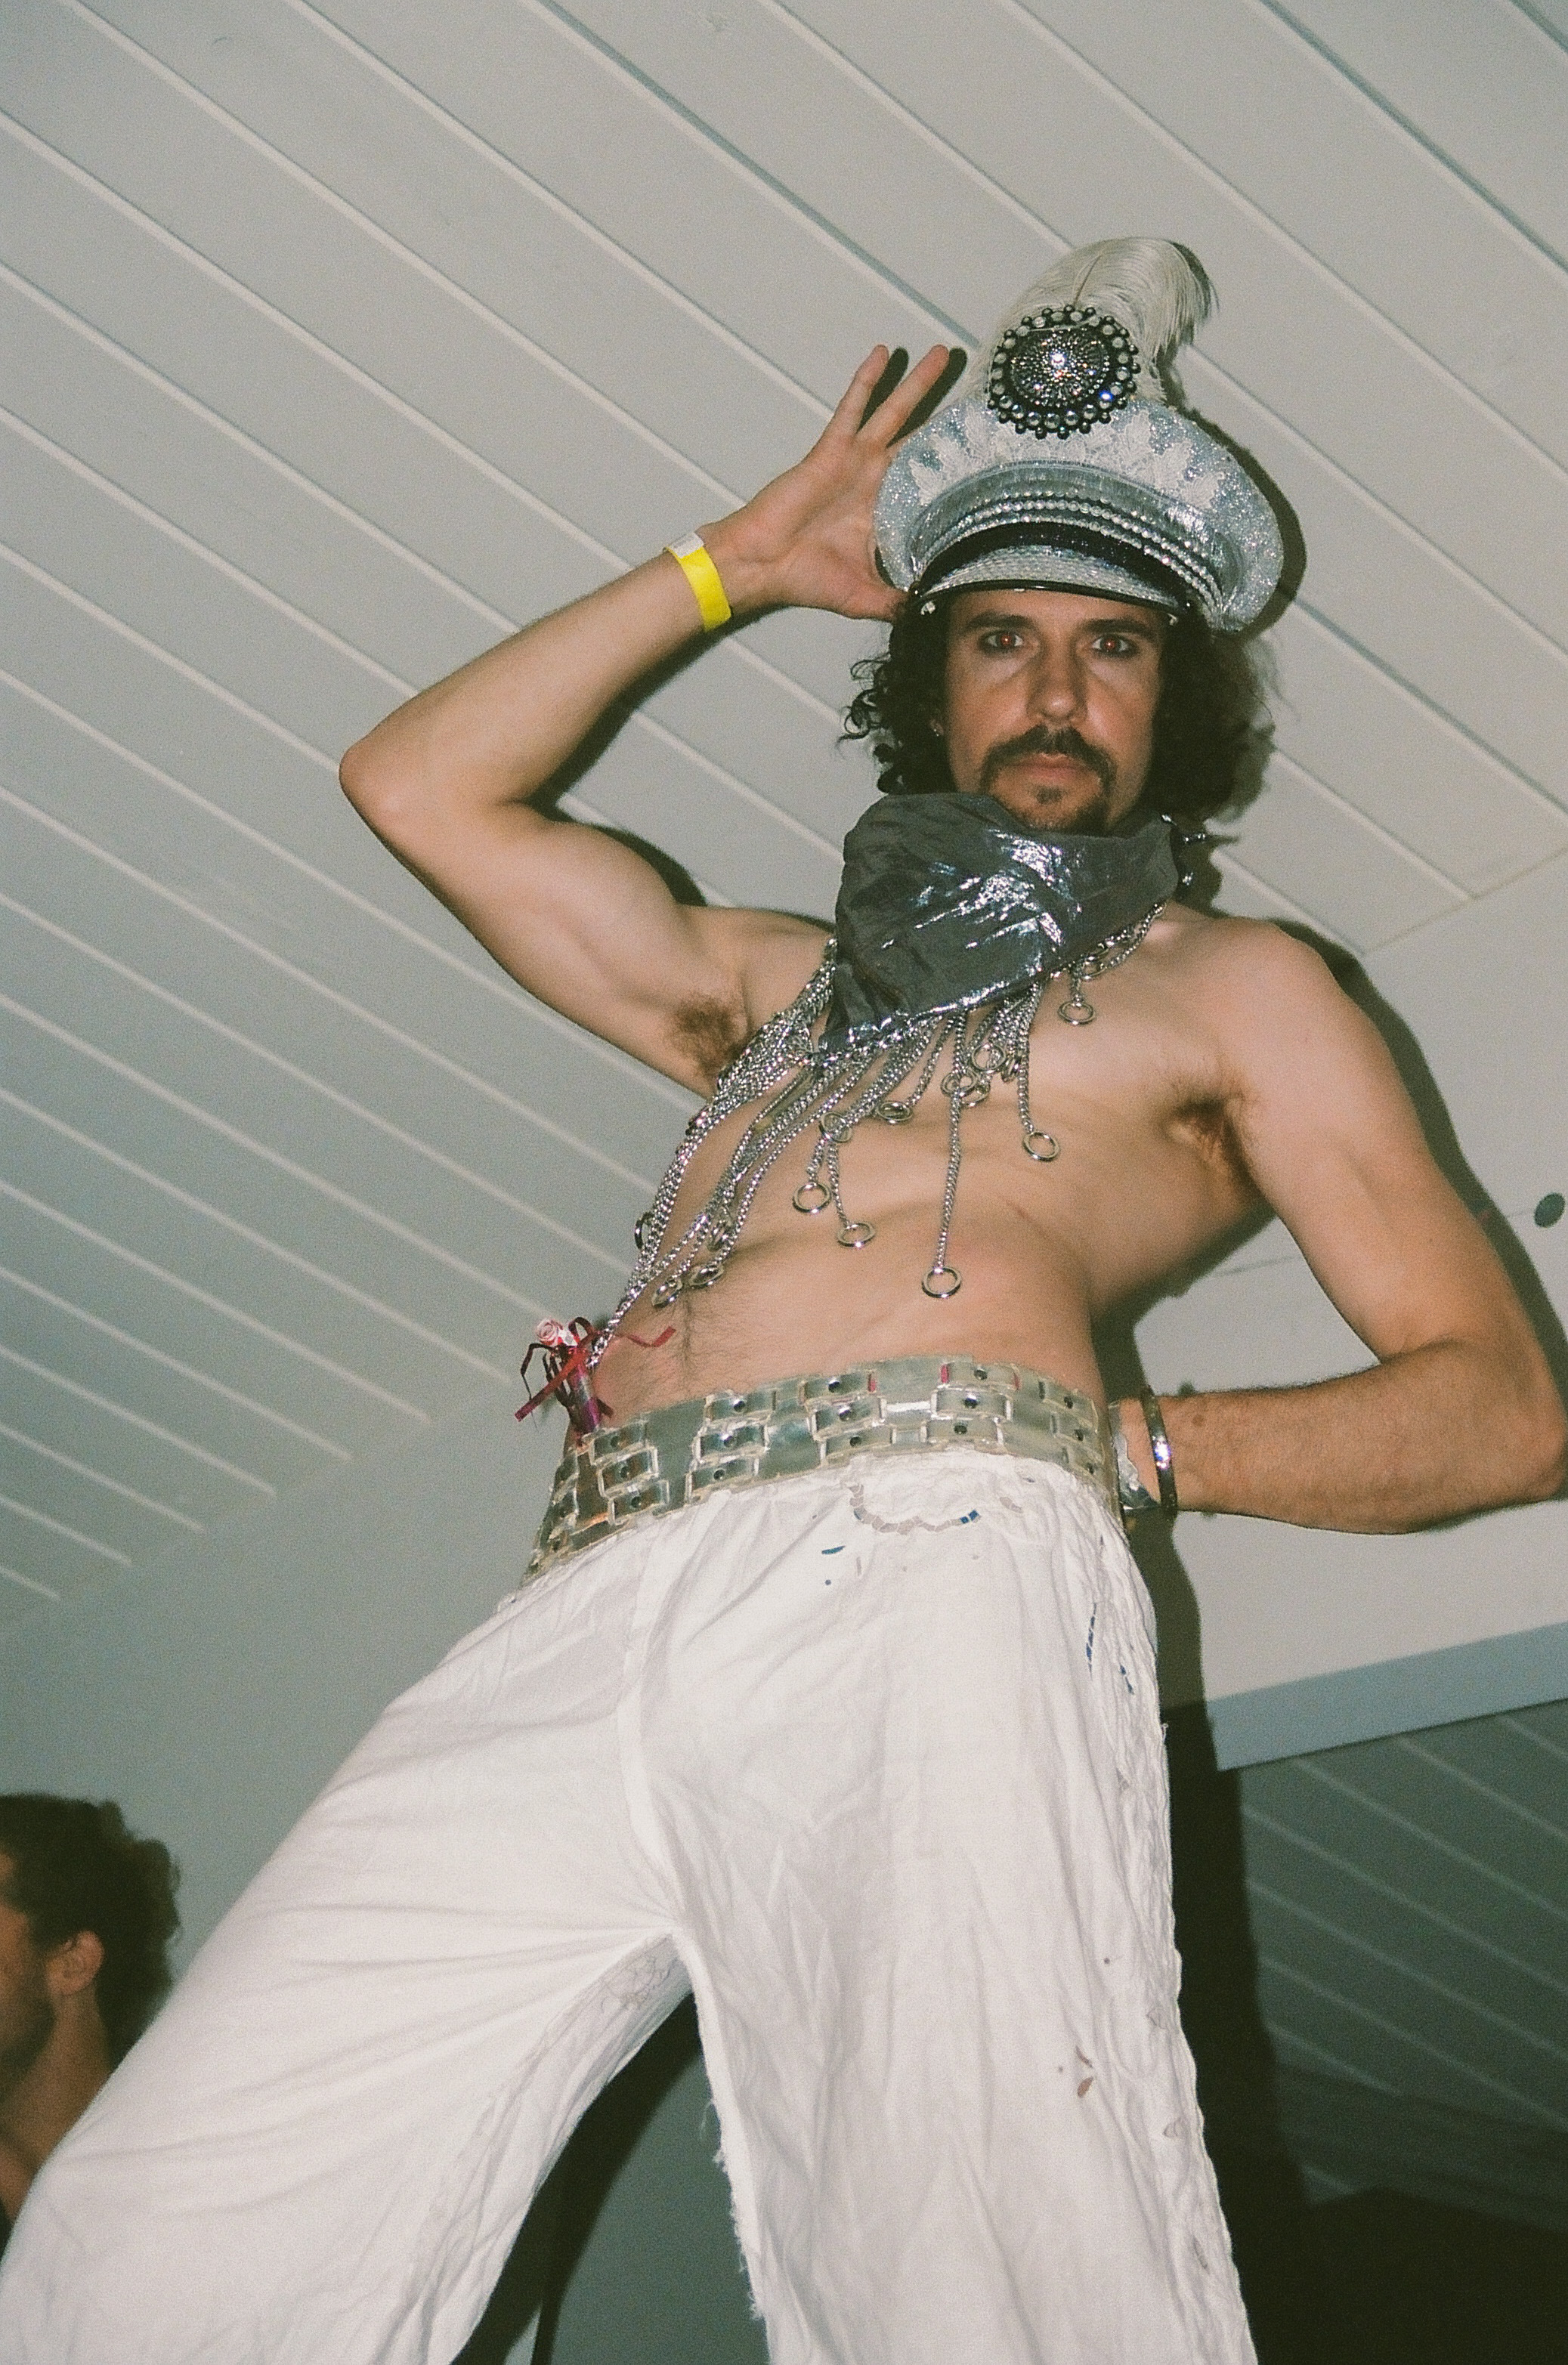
[664,532,732,632]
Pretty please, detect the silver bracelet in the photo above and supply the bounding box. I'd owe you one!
[1140,1387,1180,1520]
[1109,1404,1161,1522]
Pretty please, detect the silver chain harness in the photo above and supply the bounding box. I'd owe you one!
[589,902,1161,1364]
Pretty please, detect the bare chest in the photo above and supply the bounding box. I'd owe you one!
[666,973,1254,1296]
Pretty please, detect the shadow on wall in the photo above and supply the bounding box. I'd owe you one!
[455,1999,764,2365]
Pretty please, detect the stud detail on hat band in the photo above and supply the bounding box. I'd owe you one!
[987,306,1139,440]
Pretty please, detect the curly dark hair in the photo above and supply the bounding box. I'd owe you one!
[0,1796,180,2063]
[843,595,1266,828]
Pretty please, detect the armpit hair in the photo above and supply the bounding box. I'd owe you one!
[671,995,750,1089]
[1172,1097,1260,1198]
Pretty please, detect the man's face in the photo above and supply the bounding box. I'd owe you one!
[938,586,1167,833]
[0,1857,53,2105]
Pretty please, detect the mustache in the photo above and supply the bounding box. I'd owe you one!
[979,726,1116,796]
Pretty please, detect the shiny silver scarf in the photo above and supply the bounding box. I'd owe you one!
[592,797,1183,1349]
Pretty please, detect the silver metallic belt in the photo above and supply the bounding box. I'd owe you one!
[526,1355,1115,1577]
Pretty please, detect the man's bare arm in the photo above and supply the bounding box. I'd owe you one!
[1120,928,1566,1530]
[339,343,950,1090]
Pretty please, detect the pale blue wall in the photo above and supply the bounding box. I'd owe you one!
[0,1378,555,1958]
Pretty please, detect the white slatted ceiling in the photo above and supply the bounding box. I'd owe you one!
[1241,1698,1568,2144]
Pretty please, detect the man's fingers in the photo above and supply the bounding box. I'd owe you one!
[866,342,953,442]
[825,346,894,437]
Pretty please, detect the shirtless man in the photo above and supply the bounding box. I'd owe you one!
[341,368,1555,1536]
[2,242,1560,2365]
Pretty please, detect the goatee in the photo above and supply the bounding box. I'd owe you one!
[979,727,1118,832]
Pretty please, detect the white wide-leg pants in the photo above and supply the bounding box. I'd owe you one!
[0,1450,1254,2365]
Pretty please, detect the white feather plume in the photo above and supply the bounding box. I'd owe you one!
[957,238,1214,407]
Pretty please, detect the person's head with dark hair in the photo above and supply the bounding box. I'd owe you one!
[0,1798,178,2067]
[843,589,1266,834]
[857,238,1282,848]
[0,1796,178,2225]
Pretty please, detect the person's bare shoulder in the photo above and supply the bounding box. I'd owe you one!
[1153,904,1347,1039]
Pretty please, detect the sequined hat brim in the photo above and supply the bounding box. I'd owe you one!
[915,538,1189,617]
[877,399,1283,633]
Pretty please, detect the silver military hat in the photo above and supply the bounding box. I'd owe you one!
[874,239,1284,632]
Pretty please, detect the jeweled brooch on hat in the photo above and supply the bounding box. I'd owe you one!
[988,305,1139,439]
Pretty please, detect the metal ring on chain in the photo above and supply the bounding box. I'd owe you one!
[1022,1127,1061,1162]
[921,1265,963,1299]
[792,1182,831,1213]
[837,1221,876,1248]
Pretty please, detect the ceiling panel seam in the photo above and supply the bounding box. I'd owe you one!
[0,792,662,1195]
[11,479,1478,966]
[769,0,1568,492]
[22,94,1551,800]
[530,0,971,342]
[0,995,559,1312]
[1255,0,1568,275]
[1,889,638,1266]
[724,9,1568,654]
[1256,1949,1561,2121]
[389,2,1568,705]
[0,1341,278,1496]
[1397,1734,1568,1841]
[759,0,1075,242]
[0,666,694,1108]
[1,1265,354,1464]
[52,0,744,504]
[0,1183,431,1424]
[990,0,1568,482]
[1,540,343,770]
[1242,1804,1568,1996]
[2,407,410,691]
[1515,2,1568,50]
[3,121,854,735]
[0,1489,133,1569]
[0,1564,62,1603]
[1248,1875,1568,2063]
[1,261,525,635]
[1184,356,1568,672]
[0,119,686,577]
[0,1090,511,1382]
[1497,1712,1568,1766]
[0,1421,206,1534]
[629,710,839,861]
[1288,602,1568,819]
[1266,2023,1400,2090]
[1210,852,1324,932]
[1352,842,1568,957]
[1291,1761,1568,1923]
[3,447,846,867]
[1264,752,1471,898]
[287,0,835,419]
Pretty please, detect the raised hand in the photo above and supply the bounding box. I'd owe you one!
[702,343,952,623]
